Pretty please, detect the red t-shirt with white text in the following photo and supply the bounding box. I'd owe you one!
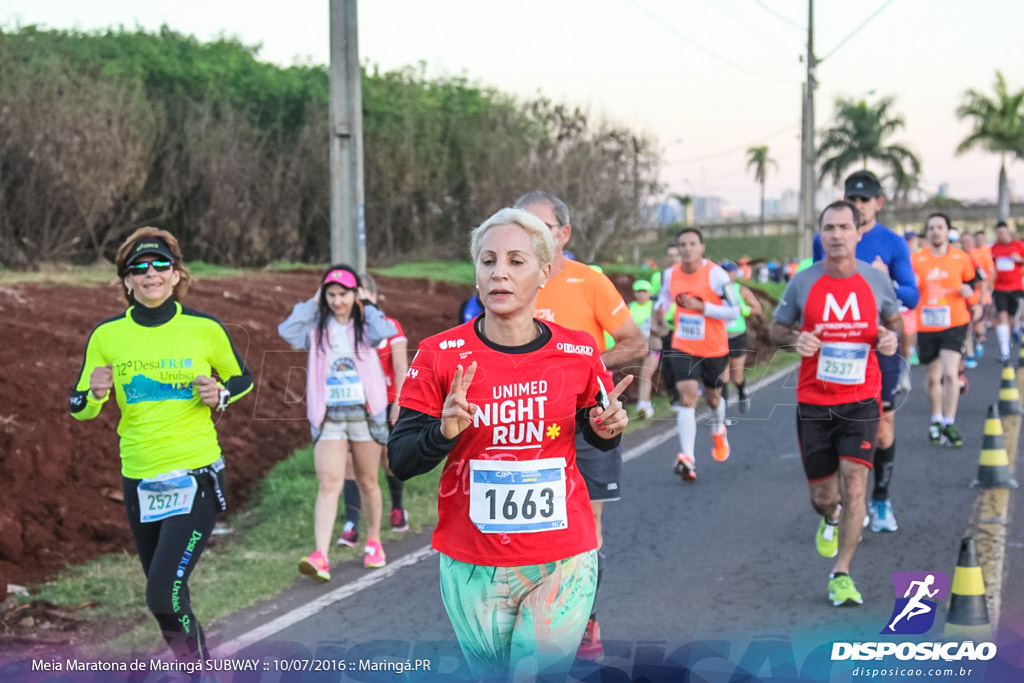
[400,319,610,566]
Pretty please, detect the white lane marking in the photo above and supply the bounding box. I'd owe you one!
[219,364,798,653]
[217,545,436,656]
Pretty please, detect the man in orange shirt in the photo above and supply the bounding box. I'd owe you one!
[515,191,646,662]
[911,213,978,447]
[655,227,740,481]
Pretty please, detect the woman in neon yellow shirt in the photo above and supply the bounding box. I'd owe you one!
[71,227,252,662]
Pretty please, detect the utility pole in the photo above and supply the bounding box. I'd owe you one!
[328,0,366,272]
[797,0,817,259]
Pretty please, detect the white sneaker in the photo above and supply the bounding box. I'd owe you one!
[636,401,654,420]
[869,500,898,532]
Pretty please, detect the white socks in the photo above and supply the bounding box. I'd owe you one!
[997,324,1011,357]
[677,407,696,457]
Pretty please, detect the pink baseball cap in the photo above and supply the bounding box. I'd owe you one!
[323,268,358,289]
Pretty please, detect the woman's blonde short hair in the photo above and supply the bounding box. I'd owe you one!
[469,207,555,269]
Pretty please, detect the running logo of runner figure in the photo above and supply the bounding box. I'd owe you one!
[881,571,949,635]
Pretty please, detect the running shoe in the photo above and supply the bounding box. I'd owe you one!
[897,369,911,394]
[976,342,985,359]
[576,617,604,662]
[636,401,654,420]
[816,518,838,559]
[711,426,730,462]
[965,356,978,369]
[737,385,750,413]
[928,422,943,445]
[390,508,409,532]
[674,453,696,481]
[298,550,330,582]
[909,348,919,366]
[828,574,863,607]
[869,500,898,532]
[1001,351,1012,363]
[337,520,359,547]
[943,423,963,448]
[364,540,387,568]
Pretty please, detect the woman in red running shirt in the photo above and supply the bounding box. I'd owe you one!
[388,207,631,679]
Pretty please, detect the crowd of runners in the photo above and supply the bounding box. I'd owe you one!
[67,173,1024,676]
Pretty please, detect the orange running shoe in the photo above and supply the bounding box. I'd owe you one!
[712,426,730,462]
[674,453,697,481]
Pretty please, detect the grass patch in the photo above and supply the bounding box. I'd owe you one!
[0,261,318,286]
[372,261,476,286]
[33,445,443,656]
[0,263,117,287]
[745,349,800,384]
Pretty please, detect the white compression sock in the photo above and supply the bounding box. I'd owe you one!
[677,407,696,457]
[997,324,1011,356]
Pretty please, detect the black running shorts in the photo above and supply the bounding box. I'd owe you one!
[917,324,968,365]
[727,332,749,359]
[796,400,880,482]
[575,433,622,502]
[667,351,728,389]
[994,290,1024,317]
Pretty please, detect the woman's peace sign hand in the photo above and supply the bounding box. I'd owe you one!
[441,362,478,439]
[589,374,634,438]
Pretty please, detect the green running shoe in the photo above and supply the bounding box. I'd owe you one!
[816,517,838,558]
[829,574,863,606]
[943,423,963,447]
[928,422,943,445]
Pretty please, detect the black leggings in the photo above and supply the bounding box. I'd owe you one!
[122,468,225,661]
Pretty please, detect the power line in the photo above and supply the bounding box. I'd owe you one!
[706,0,799,62]
[667,121,801,164]
[819,0,896,62]
[751,0,806,31]
[625,0,800,84]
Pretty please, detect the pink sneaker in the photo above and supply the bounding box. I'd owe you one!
[364,540,386,568]
[336,521,359,547]
[298,550,330,582]
[390,508,409,532]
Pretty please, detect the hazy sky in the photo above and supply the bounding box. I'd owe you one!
[4,0,1023,215]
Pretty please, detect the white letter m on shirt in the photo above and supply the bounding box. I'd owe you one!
[823,292,860,321]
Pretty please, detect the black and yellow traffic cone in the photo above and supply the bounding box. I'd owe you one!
[998,364,1022,415]
[944,537,992,641]
[972,404,1019,489]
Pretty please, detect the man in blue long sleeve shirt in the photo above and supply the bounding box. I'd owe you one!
[812,170,919,534]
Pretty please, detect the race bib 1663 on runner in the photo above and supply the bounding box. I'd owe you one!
[468,457,567,534]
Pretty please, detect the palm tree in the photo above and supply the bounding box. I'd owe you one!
[885,163,923,208]
[956,71,1024,222]
[746,145,777,253]
[672,193,693,225]
[817,96,922,190]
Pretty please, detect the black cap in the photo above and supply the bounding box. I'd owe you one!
[844,170,882,199]
[126,237,175,265]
